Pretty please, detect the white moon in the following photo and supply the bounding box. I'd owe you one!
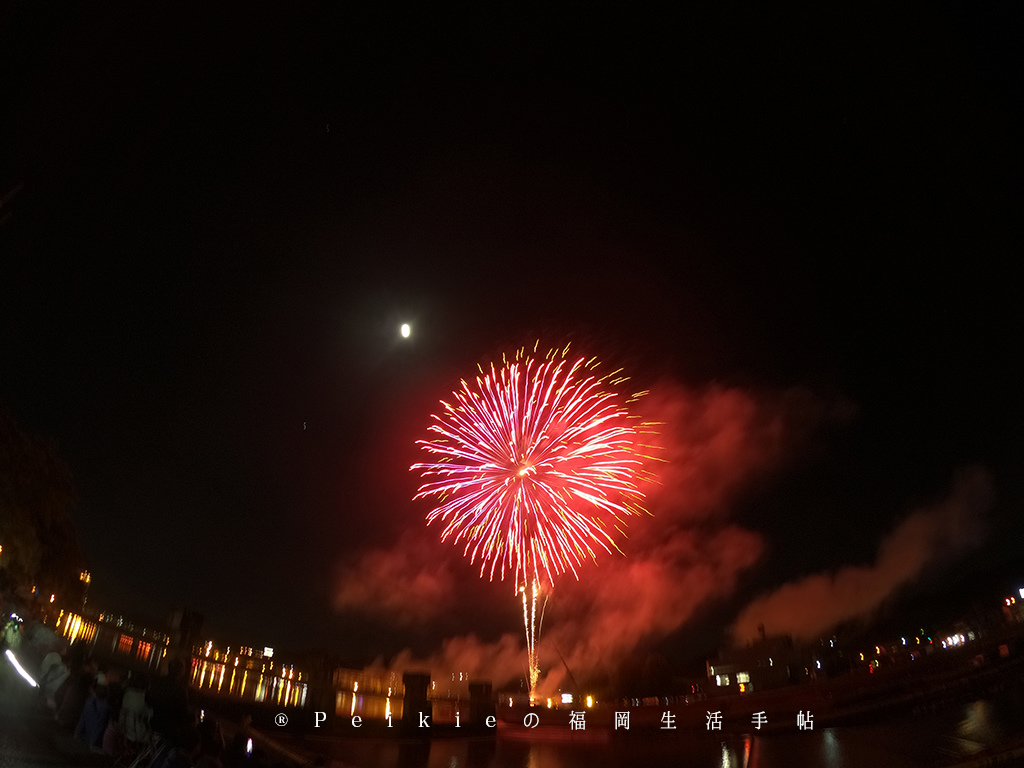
[400,323,411,338]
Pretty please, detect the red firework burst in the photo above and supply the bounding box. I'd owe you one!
[412,346,650,590]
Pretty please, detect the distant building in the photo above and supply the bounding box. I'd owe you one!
[706,636,808,695]
[1004,593,1024,624]
[169,608,204,658]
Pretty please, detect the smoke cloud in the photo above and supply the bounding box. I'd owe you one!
[334,531,459,625]
[335,382,843,687]
[731,466,993,644]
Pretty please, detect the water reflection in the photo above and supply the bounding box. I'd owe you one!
[956,699,995,747]
[821,729,843,768]
[396,740,429,768]
[347,736,758,768]
[308,689,1024,768]
[190,658,307,706]
[334,691,404,720]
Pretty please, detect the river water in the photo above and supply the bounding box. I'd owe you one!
[311,689,1024,768]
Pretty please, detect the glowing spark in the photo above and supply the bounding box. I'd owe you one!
[412,346,651,695]
[412,349,648,588]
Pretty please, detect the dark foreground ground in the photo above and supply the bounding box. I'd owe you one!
[0,663,112,768]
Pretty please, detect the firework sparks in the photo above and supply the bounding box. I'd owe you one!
[412,344,652,694]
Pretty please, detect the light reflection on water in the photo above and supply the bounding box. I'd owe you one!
[335,692,404,721]
[957,699,995,746]
[315,690,1024,768]
[821,728,843,768]
[191,658,307,706]
[331,736,758,768]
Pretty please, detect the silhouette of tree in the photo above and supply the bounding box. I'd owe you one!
[0,409,84,596]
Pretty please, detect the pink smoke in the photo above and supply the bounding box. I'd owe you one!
[334,531,459,625]
[335,381,843,687]
[731,466,993,644]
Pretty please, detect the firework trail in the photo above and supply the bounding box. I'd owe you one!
[412,343,653,695]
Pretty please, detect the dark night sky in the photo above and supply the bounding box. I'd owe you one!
[1,6,1022,667]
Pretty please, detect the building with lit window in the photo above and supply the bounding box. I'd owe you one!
[707,636,809,695]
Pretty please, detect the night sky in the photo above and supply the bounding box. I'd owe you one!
[2,7,1021,678]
